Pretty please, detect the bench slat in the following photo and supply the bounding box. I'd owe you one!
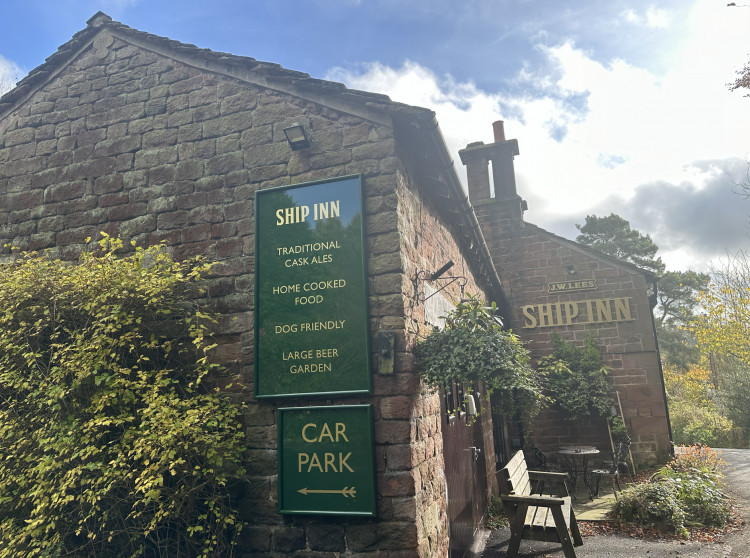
[525,499,572,530]
[503,451,532,496]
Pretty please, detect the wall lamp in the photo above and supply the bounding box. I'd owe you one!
[414,260,468,303]
[283,123,311,150]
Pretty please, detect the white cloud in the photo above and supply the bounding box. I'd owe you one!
[646,7,671,28]
[0,55,24,96]
[326,0,750,271]
[621,6,671,28]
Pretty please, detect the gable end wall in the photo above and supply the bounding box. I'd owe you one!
[475,200,671,465]
[0,29,502,557]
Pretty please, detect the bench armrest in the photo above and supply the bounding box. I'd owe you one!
[528,471,568,481]
[500,493,565,506]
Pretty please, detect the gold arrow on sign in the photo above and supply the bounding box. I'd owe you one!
[297,486,357,498]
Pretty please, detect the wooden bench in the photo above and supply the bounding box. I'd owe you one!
[498,450,583,558]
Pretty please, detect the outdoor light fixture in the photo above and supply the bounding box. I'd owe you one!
[566,265,576,274]
[283,123,310,150]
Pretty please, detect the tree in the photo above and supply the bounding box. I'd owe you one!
[663,363,740,447]
[729,60,750,96]
[0,236,247,557]
[576,213,665,274]
[0,61,23,97]
[656,324,702,371]
[654,270,710,370]
[575,213,708,369]
[690,251,750,439]
[692,251,750,366]
[707,353,750,435]
[655,271,710,328]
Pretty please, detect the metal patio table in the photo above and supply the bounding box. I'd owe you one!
[558,445,600,499]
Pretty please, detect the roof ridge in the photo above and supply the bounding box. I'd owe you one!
[0,12,503,311]
[86,11,113,27]
[0,11,429,122]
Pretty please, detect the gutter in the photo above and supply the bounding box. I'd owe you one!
[418,112,509,314]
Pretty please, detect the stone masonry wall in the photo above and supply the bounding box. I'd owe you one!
[0,28,499,557]
[395,166,500,551]
[474,199,671,466]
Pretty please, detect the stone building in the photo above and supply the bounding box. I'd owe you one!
[0,11,672,558]
[0,12,506,558]
[460,124,672,466]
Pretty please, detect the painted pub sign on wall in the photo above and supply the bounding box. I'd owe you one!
[254,175,371,397]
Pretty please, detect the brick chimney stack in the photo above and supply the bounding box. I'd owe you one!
[459,121,526,225]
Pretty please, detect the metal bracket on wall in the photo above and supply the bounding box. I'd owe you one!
[413,262,468,303]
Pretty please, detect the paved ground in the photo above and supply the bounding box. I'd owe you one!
[482,448,750,558]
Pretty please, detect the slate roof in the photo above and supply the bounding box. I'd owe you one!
[0,11,425,123]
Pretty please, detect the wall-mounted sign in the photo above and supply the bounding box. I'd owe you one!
[547,279,597,293]
[522,296,634,329]
[254,175,371,398]
[424,284,453,329]
[278,405,376,516]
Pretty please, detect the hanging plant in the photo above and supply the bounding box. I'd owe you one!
[415,295,547,425]
[538,333,612,421]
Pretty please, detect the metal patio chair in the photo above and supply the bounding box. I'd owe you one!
[591,438,634,499]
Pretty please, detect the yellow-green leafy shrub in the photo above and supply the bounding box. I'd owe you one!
[0,236,246,557]
[664,365,742,447]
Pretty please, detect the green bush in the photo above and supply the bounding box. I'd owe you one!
[655,469,729,527]
[614,446,731,537]
[415,295,547,425]
[669,399,738,447]
[0,236,247,557]
[609,415,628,444]
[538,334,611,420]
[615,481,689,537]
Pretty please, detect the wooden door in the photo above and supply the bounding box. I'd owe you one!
[441,383,488,558]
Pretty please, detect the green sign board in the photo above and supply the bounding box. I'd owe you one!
[278,405,376,516]
[254,175,371,398]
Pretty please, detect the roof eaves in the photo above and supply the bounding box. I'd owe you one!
[391,112,507,311]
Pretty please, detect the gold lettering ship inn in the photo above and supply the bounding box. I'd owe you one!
[521,297,632,328]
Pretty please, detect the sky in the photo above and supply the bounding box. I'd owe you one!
[1,0,749,272]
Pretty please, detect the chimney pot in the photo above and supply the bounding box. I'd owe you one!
[493,121,505,143]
